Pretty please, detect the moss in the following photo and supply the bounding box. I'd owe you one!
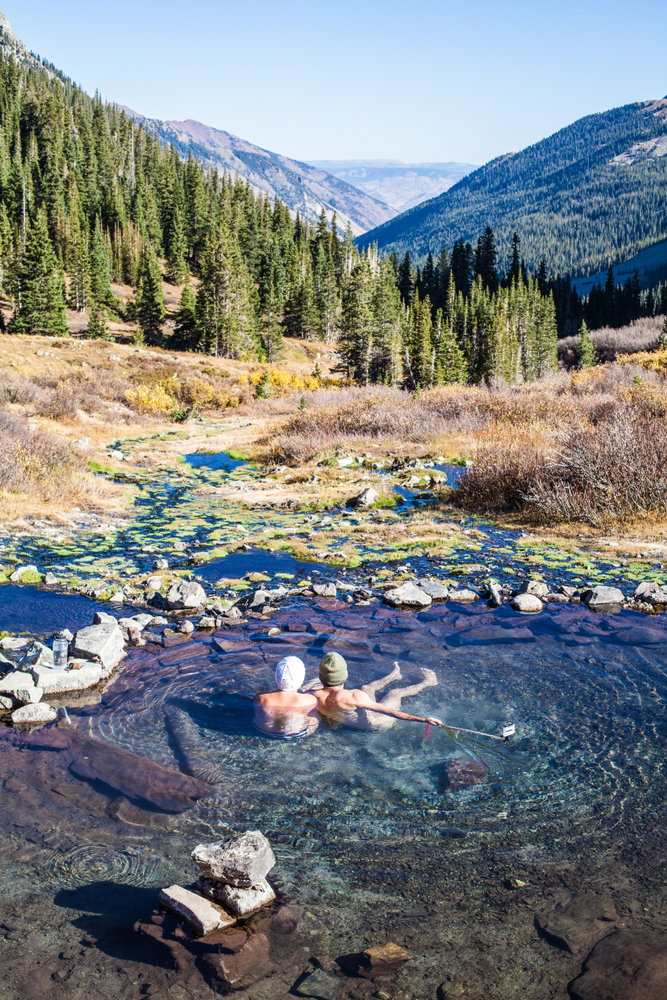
[275,572,295,580]
[87,461,115,474]
[246,572,270,583]
[19,570,43,584]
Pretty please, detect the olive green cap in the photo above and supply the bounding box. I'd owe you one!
[319,651,348,687]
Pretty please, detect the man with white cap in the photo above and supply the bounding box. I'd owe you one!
[254,655,319,738]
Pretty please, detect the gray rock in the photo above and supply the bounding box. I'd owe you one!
[14,685,43,705]
[558,585,578,597]
[447,589,479,603]
[31,663,102,693]
[0,695,13,710]
[153,558,169,570]
[0,672,38,695]
[93,611,117,625]
[312,583,337,597]
[146,576,163,590]
[158,885,236,937]
[173,540,188,551]
[225,606,243,619]
[417,581,450,600]
[510,593,543,614]
[0,637,29,650]
[177,620,195,634]
[295,968,341,1000]
[109,591,124,603]
[72,623,125,671]
[191,831,276,888]
[11,703,56,725]
[518,580,549,598]
[351,487,378,508]
[383,582,432,608]
[568,929,667,1000]
[18,641,54,669]
[633,580,667,604]
[546,593,570,603]
[149,615,169,625]
[9,565,39,583]
[56,629,74,642]
[581,585,624,609]
[198,616,217,629]
[195,876,276,917]
[166,580,206,609]
[536,892,618,957]
[44,572,58,586]
[488,581,504,607]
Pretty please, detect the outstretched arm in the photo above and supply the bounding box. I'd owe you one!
[352,691,444,726]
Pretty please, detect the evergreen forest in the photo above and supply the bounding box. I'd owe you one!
[0,53,663,390]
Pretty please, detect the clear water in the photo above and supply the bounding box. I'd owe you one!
[183,451,248,472]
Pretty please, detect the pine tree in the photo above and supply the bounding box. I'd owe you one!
[166,205,188,285]
[196,224,256,357]
[397,252,413,305]
[576,320,597,368]
[259,280,284,362]
[135,243,165,345]
[172,277,198,351]
[11,211,68,336]
[86,301,110,340]
[432,308,467,384]
[89,221,112,306]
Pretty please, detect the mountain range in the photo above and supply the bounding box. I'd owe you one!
[360,99,667,280]
[306,159,477,212]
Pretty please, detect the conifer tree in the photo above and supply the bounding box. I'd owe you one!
[11,211,68,336]
[432,308,467,384]
[89,221,112,306]
[576,320,597,368]
[259,280,284,363]
[86,301,109,340]
[196,224,256,357]
[135,243,165,345]
[172,277,198,351]
[166,205,188,285]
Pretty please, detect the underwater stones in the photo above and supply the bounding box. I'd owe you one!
[351,487,379,508]
[634,581,667,605]
[43,572,58,586]
[358,943,411,979]
[18,640,54,669]
[146,576,163,590]
[518,580,549,598]
[153,557,169,570]
[9,564,39,583]
[383,582,432,608]
[201,932,273,993]
[195,876,275,917]
[10,703,56,725]
[32,662,102,693]
[158,885,236,937]
[72,622,125,671]
[568,929,667,1000]
[442,758,488,791]
[447,588,479,603]
[312,583,337,598]
[295,967,341,1000]
[167,580,206,609]
[511,593,543,614]
[535,892,618,957]
[581,585,624,610]
[417,580,450,600]
[192,831,276,888]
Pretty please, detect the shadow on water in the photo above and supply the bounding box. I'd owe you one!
[195,545,331,582]
[0,584,130,635]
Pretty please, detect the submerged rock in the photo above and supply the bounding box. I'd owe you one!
[167,580,206,609]
[536,892,618,957]
[158,885,236,937]
[511,593,543,614]
[383,583,432,607]
[191,831,276,888]
[441,758,488,792]
[569,929,667,1000]
[358,942,411,978]
[201,932,273,993]
[296,967,341,999]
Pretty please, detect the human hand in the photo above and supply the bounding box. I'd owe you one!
[426,716,445,727]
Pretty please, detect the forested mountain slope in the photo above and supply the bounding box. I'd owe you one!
[360,100,667,275]
[119,109,396,235]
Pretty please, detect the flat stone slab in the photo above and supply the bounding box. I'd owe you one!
[0,637,29,650]
[196,876,275,917]
[383,583,432,607]
[31,663,102,694]
[417,581,450,599]
[536,892,618,956]
[192,831,276,888]
[72,623,125,672]
[11,703,56,725]
[159,885,236,937]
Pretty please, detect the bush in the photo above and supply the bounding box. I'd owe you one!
[125,383,175,415]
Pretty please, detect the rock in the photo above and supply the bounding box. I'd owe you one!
[197,616,217,629]
[358,943,411,979]
[109,592,124,603]
[0,695,13,710]
[488,581,503,607]
[44,572,58,586]
[568,929,667,1000]
[14,685,43,705]
[581,585,624,610]
[0,636,29,650]
[167,580,206,609]
[295,968,341,1000]
[57,628,74,642]
[447,589,479,603]
[312,583,337,597]
[267,627,281,637]
[558,585,578,597]
[11,703,57,725]
[9,564,39,583]
[0,672,38,695]
[31,662,102,693]
[177,620,195,634]
[633,581,667,605]
[337,456,354,468]
[192,831,276,888]
[510,593,543,614]
[383,583,432,608]
[149,616,169,626]
[351,487,378,508]
[18,640,54,669]
[237,589,270,611]
[153,558,169,570]
[93,611,118,625]
[196,876,276,917]
[536,893,618,957]
[201,932,273,993]
[518,580,549,598]
[146,576,163,590]
[225,607,243,620]
[72,623,125,671]
[417,581,450,600]
[546,592,569,602]
[441,758,488,791]
[158,885,236,937]
[173,540,188,551]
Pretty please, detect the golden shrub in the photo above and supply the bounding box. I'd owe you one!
[125,383,175,415]
[237,368,322,395]
[617,348,667,372]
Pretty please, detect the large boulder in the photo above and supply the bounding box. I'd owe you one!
[634,581,667,605]
[383,583,432,608]
[417,580,450,600]
[581,585,624,610]
[72,623,125,672]
[569,929,667,1000]
[166,580,207,609]
[511,593,543,614]
[518,580,549,598]
[31,662,102,694]
[191,831,276,888]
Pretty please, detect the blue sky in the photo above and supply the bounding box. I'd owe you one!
[9,1,667,165]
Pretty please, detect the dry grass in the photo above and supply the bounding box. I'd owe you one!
[558,316,664,367]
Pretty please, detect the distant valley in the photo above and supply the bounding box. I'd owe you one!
[306,159,477,212]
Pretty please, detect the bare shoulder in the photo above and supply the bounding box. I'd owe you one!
[345,688,374,707]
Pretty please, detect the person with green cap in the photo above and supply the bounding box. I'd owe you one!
[309,654,445,731]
